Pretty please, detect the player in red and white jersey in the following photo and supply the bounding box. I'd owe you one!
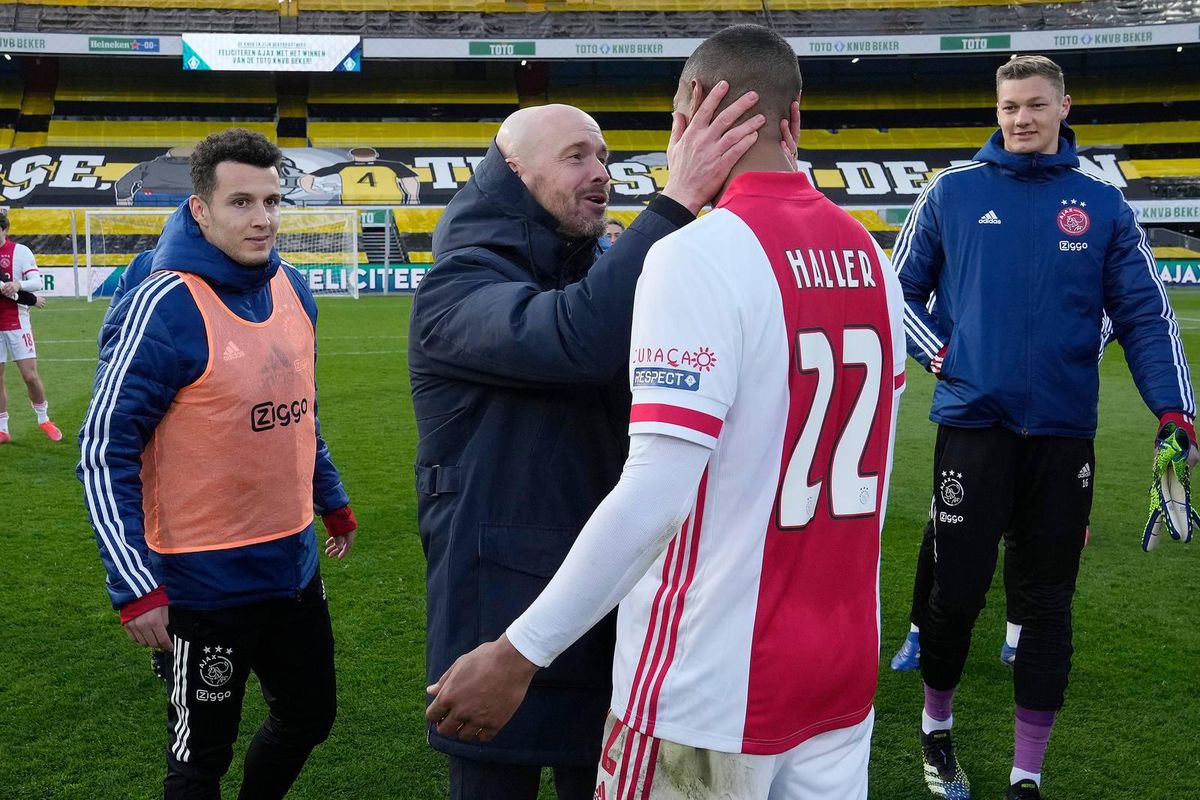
[426,25,905,799]
[0,210,61,443]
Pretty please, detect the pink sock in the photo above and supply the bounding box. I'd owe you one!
[924,683,955,722]
[1014,706,1056,775]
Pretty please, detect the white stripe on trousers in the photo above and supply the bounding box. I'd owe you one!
[170,636,192,763]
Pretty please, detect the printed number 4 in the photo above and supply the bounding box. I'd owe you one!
[777,328,882,528]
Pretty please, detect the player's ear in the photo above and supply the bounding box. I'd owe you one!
[687,79,705,118]
[188,194,209,230]
[1059,93,1071,120]
[504,157,522,177]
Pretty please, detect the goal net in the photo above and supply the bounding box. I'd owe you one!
[84,208,361,301]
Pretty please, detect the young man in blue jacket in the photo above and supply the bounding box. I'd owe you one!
[78,128,357,800]
[895,56,1194,800]
[409,93,773,799]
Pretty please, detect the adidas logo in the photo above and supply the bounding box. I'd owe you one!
[978,210,1002,225]
[222,341,246,362]
[1078,463,1092,479]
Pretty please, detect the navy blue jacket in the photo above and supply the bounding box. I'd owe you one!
[104,248,156,323]
[896,126,1193,437]
[409,143,693,765]
[78,203,349,611]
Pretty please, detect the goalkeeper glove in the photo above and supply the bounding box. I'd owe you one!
[1142,421,1200,551]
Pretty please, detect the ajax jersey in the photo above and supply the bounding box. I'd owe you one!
[0,240,38,331]
[615,172,906,755]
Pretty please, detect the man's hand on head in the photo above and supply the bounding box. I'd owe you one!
[424,634,540,743]
[662,80,765,214]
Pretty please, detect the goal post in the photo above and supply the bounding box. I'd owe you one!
[84,208,361,301]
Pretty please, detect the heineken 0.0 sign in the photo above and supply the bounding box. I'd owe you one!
[182,34,361,72]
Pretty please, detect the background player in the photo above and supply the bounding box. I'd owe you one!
[424,25,906,799]
[0,210,61,443]
[896,56,1194,800]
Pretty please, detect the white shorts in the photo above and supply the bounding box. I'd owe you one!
[1,328,36,363]
[595,708,874,800]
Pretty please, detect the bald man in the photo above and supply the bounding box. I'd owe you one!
[409,96,769,799]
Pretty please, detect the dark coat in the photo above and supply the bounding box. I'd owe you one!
[409,143,693,765]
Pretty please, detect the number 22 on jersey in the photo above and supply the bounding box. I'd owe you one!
[776,326,886,528]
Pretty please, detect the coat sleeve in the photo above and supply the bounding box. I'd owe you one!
[77,272,190,609]
[1103,200,1196,419]
[283,265,350,514]
[410,199,689,388]
[106,249,156,322]
[893,179,950,370]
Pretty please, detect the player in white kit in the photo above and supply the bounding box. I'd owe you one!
[0,210,61,443]
[425,25,906,799]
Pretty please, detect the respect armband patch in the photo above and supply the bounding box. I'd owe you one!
[633,367,700,392]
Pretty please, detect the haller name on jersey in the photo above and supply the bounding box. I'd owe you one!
[784,248,877,291]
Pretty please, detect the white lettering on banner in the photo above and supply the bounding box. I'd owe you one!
[1077,154,1126,188]
[884,161,929,195]
[2,155,54,200]
[1160,265,1200,285]
[47,154,106,189]
[838,162,891,195]
[414,156,468,189]
[609,162,657,196]
[786,249,876,290]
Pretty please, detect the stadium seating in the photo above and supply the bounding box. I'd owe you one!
[47,63,278,146]
[307,74,519,148]
[0,74,22,149]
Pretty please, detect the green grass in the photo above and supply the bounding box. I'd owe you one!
[2,292,1198,799]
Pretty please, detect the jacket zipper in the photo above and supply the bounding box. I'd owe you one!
[1022,175,1033,437]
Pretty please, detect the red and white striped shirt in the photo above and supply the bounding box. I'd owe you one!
[0,239,39,331]
[614,171,906,754]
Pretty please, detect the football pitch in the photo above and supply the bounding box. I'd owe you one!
[3,292,1198,799]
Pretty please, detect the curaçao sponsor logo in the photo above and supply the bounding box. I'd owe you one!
[631,345,717,372]
[633,367,700,392]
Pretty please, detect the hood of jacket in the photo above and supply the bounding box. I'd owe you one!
[151,201,281,292]
[974,123,1080,179]
[431,141,600,288]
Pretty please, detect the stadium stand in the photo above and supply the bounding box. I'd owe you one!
[1,0,1193,37]
[47,61,277,146]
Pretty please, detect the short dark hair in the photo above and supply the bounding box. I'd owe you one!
[189,128,284,201]
[996,55,1065,98]
[0,211,9,231]
[606,218,625,230]
[680,24,802,127]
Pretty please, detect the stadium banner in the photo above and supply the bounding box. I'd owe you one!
[181,34,361,72]
[0,145,1153,208]
[0,32,176,57]
[89,264,428,297]
[1158,261,1200,286]
[363,22,1200,60]
[1134,201,1200,224]
[36,267,79,298]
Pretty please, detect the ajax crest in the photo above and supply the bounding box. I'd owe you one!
[199,647,234,688]
[1056,200,1090,236]
[939,470,965,507]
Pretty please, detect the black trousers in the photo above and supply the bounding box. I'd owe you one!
[163,574,337,800]
[910,520,1029,627]
[449,756,595,800]
[919,425,1092,711]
